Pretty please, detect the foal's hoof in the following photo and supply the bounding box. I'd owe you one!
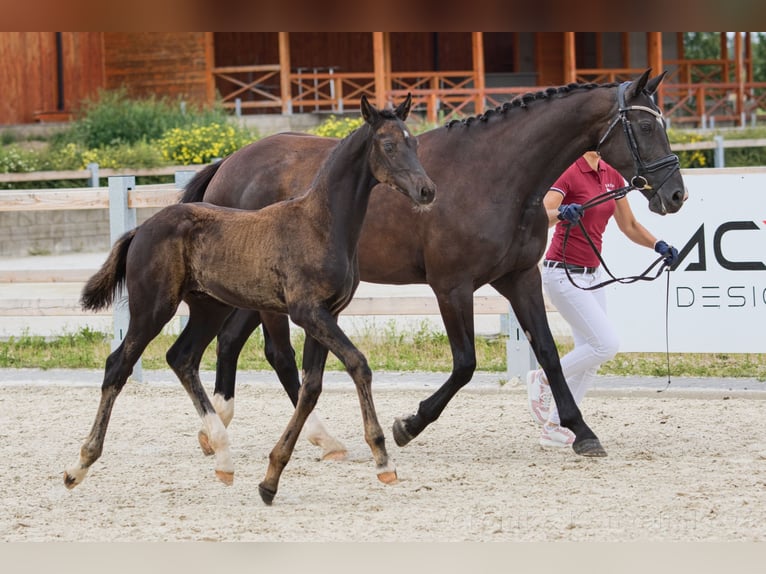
[573,438,608,457]
[198,430,214,456]
[392,417,414,447]
[377,470,398,485]
[63,471,79,490]
[215,470,234,485]
[258,482,277,506]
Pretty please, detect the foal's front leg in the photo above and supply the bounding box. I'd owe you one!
[258,334,329,505]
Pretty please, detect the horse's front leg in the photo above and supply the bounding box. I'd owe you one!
[492,269,606,457]
[392,283,476,446]
[262,311,348,461]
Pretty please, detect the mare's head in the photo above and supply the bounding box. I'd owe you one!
[596,69,686,215]
[361,93,436,208]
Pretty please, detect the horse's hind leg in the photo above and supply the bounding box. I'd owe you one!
[491,269,606,457]
[64,312,168,489]
[262,311,347,461]
[167,295,236,484]
[211,308,263,429]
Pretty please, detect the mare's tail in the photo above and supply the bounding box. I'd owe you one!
[81,229,136,312]
[179,161,222,203]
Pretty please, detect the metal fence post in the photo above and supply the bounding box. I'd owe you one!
[108,175,142,382]
[505,306,537,382]
[87,162,99,187]
[714,135,725,168]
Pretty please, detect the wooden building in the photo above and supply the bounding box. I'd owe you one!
[1,32,763,128]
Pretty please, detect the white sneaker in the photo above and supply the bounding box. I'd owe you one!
[539,422,575,448]
[526,369,552,425]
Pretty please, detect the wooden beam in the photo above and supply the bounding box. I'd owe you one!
[372,32,386,108]
[471,32,485,113]
[203,32,216,105]
[563,32,576,83]
[278,32,292,114]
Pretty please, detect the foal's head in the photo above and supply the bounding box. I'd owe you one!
[361,94,436,208]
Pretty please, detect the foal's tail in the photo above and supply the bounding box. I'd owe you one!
[179,161,222,203]
[81,229,136,312]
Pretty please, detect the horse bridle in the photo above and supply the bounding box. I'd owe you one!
[595,81,680,213]
[561,81,682,291]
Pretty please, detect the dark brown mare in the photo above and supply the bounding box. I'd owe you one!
[64,95,436,505]
[181,70,686,460]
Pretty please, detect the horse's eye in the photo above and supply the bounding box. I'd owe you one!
[639,120,653,133]
[383,142,395,153]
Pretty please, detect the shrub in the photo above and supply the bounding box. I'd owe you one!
[310,114,365,138]
[667,129,711,168]
[57,87,230,149]
[156,123,255,164]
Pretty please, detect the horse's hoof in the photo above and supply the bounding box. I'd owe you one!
[573,438,608,457]
[215,470,234,485]
[392,417,414,447]
[198,430,214,456]
[377,470,398,485]
[258,482,276,506]
[321,449,348,462]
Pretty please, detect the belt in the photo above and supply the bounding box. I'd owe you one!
[543,260,599,274]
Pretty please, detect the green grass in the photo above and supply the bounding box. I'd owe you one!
[0,323,764,380]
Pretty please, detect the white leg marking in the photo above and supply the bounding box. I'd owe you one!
[202,413,234,474]
[305,410,347,460]
[212,394,234,427]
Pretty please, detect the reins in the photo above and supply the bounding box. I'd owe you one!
[559,187,669,292]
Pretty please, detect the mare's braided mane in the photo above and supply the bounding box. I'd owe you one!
[445,81,620,128]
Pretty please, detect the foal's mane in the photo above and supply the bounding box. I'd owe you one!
[445,81,621,129]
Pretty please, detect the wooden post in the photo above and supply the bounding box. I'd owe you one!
[203,32,216,106]
[647,32,663,104]
[563,32,576,83]
[372,32,386,109]
[471,32,485,114]
[278,32,292,114]
[622,32,631,68]
[735,32,744,123]
[108,175,141,382]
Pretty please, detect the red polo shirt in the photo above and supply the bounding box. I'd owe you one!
[545,156,627,268]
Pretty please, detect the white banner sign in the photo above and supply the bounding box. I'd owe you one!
[600,168,766,353]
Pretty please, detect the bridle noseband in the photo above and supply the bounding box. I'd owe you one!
[595,81,680,212]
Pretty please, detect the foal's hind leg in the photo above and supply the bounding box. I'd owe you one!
[262,311,347,461]
[491,270,606,457]
[168,295,236,484]
[64,312,168,488]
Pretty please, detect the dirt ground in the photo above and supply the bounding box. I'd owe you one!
[2,374,765,542]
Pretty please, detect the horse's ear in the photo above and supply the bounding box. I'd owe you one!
[394,93,413,121]
[627,69,652,100]
[645,70,668,96]
[361,95,378,125]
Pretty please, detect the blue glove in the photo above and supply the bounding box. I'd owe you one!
[557,203,584,224]
[654,240,679,266]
